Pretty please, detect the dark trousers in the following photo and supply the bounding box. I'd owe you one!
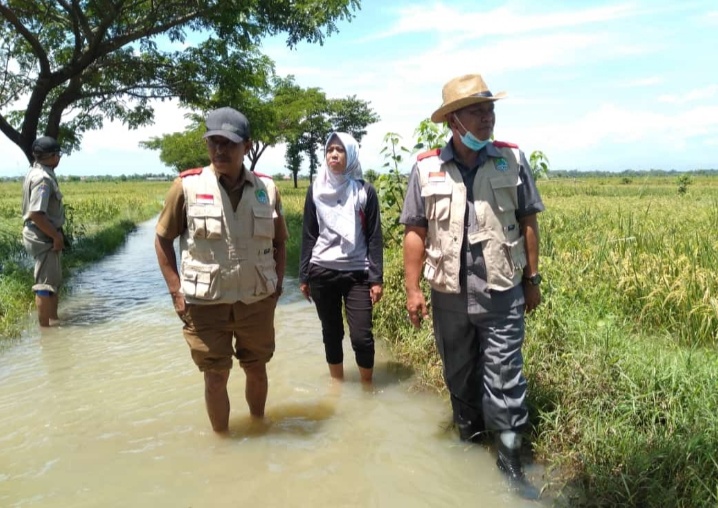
[308,265,375,369]
[432,303,528,433]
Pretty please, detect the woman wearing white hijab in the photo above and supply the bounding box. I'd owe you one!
[299,132,383,383]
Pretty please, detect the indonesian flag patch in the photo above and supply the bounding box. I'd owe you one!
[428,171,446,182]
[196,194,214,205]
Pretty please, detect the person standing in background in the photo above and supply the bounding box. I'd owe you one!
[22,136,65,327]
[299,132,383,384]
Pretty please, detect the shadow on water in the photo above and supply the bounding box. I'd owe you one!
[229,399,338,440]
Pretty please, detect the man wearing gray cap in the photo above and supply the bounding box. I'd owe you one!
[22,136,65,327]
[155,107,288,433]
[400,74,545,499]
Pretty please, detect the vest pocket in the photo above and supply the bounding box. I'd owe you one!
[252,206,275,238]
[255,260,278,295]
[181,262,220,300]
[489,175,519,212]
[188,205,223,240]
[423,247,446,287]
[482,235,527,288]
[505,236,527,272]
[421,184,452,221]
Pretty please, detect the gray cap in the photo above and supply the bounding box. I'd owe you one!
[32,136,62,155]
[203,107,250,143]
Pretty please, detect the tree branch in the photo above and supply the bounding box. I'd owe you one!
[55,0,85,62]
[0,4,51,75]
[70,0,95,42]
[0,112,21,148]
[96,10,202,57]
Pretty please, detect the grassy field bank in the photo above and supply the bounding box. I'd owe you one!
[371,175,718,507]
[0,180,168,339]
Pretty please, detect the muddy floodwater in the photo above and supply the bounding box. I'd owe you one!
[0,218,544,507]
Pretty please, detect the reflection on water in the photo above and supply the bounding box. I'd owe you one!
[0,219,545,507]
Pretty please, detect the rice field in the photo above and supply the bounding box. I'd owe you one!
[1,174,716,506]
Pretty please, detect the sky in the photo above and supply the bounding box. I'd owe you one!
[1,0,717,178]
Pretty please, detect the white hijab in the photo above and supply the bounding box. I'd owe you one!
[313,132,363,252]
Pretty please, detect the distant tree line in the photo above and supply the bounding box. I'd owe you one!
[550,168,718,178]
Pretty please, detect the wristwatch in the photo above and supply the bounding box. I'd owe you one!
[523,273,542,286]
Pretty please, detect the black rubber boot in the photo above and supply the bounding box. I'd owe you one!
[496,439,541,501]
[456,417,487,444]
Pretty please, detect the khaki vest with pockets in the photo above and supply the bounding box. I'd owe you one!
[180,167,278,305]
[417,146,527,293]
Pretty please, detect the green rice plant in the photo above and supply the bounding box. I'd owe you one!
[275,180,308,277]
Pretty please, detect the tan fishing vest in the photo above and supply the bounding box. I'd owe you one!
[179,166,278,305]
[417,144,527,293]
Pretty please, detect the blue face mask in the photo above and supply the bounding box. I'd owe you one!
[455,115,490,151]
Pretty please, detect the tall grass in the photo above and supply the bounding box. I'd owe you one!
[368,176,718,507]
[275,180,308,278]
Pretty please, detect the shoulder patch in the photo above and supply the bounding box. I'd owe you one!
[179,167,203,178]
[417,148,441,161]
[253,171,273,180]
[493,140,519,149]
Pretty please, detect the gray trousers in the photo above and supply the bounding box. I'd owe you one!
[432,304,528,432]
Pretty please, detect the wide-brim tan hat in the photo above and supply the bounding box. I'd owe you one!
[430,74,507,123]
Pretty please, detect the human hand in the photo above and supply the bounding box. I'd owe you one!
[52,234,64,252]
[370,284,383,305]
[406,288,429,328]
[170,291,187,319]
[299,282,312,303]
[523,283,541,314]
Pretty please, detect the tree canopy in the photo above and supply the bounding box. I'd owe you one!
[141,75,379,185]
[0,0,360,162]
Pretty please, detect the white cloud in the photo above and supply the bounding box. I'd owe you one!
[658,85,718,104]
[508,103,718,159]
[371,3,637,39]
[0,99,192,177]
[616,77,664,88]
[80,99,192,153]
[702,10,718,25]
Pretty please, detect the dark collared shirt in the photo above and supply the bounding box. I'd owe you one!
[400,140,545,314]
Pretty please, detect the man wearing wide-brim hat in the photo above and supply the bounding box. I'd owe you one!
[400,74,545,499]
[21,136,66,327]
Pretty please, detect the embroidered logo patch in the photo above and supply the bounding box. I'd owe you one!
[495,158,509,172]
[255,189,269,204]
[196,193,214,205]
